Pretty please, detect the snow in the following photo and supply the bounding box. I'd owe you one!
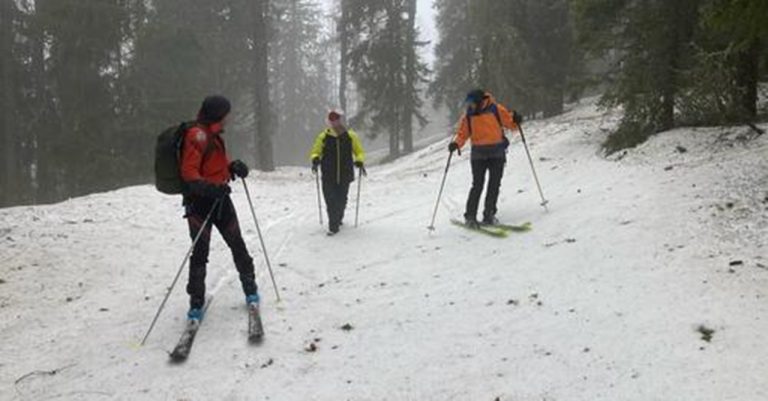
[1,99,767,400]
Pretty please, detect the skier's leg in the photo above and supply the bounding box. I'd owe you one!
[338,181,351,225]
[215,196,258,297]
[322,179,340,232]
[465,158,489,221]
[483,157,505,221]
[185,199,214,310]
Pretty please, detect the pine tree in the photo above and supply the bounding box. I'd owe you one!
[402,0,428,153]
[338,0,351,112]
[431,0,478,121]
[271,0,334,165]
[128,1,241,127]
[124,1,220,184]
[343,0,427,159]
[574,0,701,153]
[20,0,61,204]
[519,0,573,117]
[32,0,130,197]
[702,0,768,122]
[2,0,285,205]
[0,0,19,206]
[125,0,271,171]
[432,0,578,121]
[251,0,274,171]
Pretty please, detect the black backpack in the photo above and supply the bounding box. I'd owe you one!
[154,121,197,195]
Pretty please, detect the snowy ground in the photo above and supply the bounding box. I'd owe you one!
[1,99,767,401]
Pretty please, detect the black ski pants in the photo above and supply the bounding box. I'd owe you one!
[464,157,505,221]
[322,179,351,232]
[185,195,258,309]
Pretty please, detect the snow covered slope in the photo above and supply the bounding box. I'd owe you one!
[1,99,767,401]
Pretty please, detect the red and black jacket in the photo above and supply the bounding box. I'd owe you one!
[180,122,230,187]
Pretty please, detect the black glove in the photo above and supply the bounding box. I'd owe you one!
[355,161,367,177]
[311,157,320,173]
[189,181,231,199]
[448,142,459,153]
[512,110,523,125]
[229,159,249,179]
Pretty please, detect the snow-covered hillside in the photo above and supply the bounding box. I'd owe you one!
[1,99,767,401]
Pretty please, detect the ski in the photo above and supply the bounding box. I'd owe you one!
[169,320,200,362]
[482,221,532,233]
[169,297,213,363]
[450,219,508,238]
[248,303,264,343]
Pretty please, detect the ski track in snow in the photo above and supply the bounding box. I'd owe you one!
[1,99,767,400]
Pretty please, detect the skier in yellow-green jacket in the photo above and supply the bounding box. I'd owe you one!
[310,110,366,235]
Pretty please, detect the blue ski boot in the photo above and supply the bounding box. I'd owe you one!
[246,293,260,307]
[187,308,204,322]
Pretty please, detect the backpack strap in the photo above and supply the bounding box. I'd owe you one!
[489,104,503,130]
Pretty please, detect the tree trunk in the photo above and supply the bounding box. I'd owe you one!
[734,40,759,121]
[338,0,348,112]
[386,1,401,159]
[478,41,490,90]
[28,7,52,205]
[658,37,676,132]
[657,0,697,133]
[252,0,274,171]
[1,1,18,206]
[402,0,417,154]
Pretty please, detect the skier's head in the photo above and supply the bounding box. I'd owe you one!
[327,109,345,130]
[465,89,488,111]
[197,95,231,125]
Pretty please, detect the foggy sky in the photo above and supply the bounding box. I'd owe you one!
[416,0,437,62]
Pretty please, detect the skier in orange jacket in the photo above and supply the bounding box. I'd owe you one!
[448,89,522,227]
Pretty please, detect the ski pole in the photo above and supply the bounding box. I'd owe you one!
[518,124,549,211]
[141,197,222,346]
[314,170,323,226]
[241,178,281,302]
[427,150,456,230]
[354,165,366,228]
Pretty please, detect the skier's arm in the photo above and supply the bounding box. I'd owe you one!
[453,114,470,149]
[180,127,207,183]
[497,104,519,133]
[349,130,366,163]
[309,130,327,161]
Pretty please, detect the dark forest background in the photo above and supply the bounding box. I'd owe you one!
[1,0,765,207]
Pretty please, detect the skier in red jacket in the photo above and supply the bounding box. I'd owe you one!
[180,95,259,321]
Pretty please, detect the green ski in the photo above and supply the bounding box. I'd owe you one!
[450,219,509,238]
[482,221,532,233]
